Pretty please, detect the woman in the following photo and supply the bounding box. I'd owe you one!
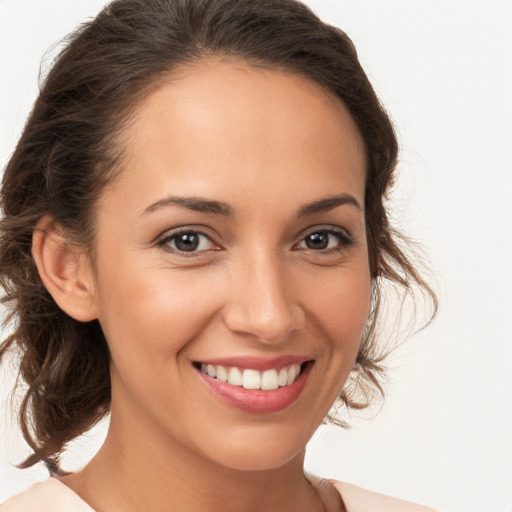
[0,0,437,510]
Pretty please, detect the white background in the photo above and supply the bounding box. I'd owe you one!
[1,1,511,511]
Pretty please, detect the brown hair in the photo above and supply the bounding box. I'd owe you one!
[0,0,436,471]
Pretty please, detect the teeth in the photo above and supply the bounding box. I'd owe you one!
[287,365,298,385]
[242,369,261,390]
[261,369,279,390]
[200,363,302,390]
[228,367,243,386]
[278,368,288,387]
[216,365,228,382]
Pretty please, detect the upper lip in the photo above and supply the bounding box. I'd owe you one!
[193,355,313,371]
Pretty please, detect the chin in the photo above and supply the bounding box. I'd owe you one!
[214,450,304,473]
[198,425,311,473]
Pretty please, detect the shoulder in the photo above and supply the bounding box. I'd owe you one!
[0,477,95,512]
[328,479,440,512]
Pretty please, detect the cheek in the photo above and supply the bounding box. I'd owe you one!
[305,265,372,348]
[293,263,372,421]
[93,263,227,428]
[93,256,225,370]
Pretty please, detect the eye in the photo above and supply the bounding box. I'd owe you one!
[296,228,353,251]
[157,230,217,253]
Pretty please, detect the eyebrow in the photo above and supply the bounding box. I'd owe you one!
[141,193,361,218]
[142,196,233,217]
[297,194,362,217]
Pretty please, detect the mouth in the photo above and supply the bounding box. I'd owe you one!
[193,358,314,413]
[194,361,309,390]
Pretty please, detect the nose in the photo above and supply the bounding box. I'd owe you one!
[222,252,305,344]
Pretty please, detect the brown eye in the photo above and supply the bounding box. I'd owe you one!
[305,232,329,249]
[158,231,216,253]
[174,233,201,251]
[297,228,354,251]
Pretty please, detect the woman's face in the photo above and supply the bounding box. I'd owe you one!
[88,59,371,471]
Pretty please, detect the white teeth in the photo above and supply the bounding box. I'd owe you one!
[216,365,228,382]
[200,362,304,390]
[228,367,243,386]
[242,369,261,390]
[287,364,300,385]
[261,369,279,390]
[278,368,288,387]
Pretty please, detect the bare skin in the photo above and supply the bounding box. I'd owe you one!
[42,58,368,512]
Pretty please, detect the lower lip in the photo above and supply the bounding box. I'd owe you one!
[197,363,312,414]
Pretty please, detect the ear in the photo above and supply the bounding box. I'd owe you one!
[31,215,98,322]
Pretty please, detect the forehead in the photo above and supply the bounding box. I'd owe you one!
[109,58,367,212]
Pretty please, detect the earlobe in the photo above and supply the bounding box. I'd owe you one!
[31,215,98,322]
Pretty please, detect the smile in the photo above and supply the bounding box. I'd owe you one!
[194,358,313,414]
[199,363,302,390]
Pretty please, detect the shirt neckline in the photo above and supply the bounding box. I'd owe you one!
[49,474,347,512]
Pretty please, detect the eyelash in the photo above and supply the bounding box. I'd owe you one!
[156,226,354,256]
[156,228,218,255]
[294,227,354,253]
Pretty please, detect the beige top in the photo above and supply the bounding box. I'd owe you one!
[0,476,439,511]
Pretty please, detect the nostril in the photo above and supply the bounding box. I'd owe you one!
[221,267,305,342]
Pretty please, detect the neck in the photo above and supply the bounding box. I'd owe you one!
[62,407,325,512]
